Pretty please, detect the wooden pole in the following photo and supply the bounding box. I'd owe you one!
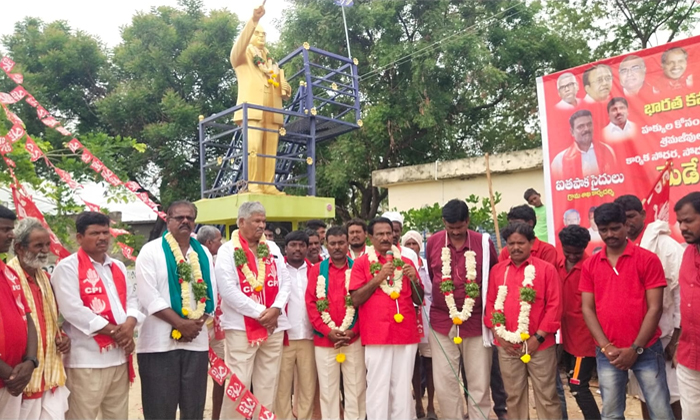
[485,153,502,251]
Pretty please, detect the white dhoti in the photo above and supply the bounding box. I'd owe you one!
[19,386,70,420]
[365,344,417,420]
[678,363,700,419]
[315,340,366,420]
[222,330,284,419]
[0,387,22,420]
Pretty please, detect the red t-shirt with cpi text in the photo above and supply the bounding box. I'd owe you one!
[579,240,667,349]
[558,256,596,357]
[426,230,497,338]
[306,260,360,348]
[678,245,700,371]
[499,237,562,267]
[349,251,420,346]
[484,256,561,351]
[0,262,30,389]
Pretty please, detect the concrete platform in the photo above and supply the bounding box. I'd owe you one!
[194,193,335,232]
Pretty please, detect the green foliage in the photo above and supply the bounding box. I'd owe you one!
[401,194,508,235]
[234,248,247,267]
[491,310,505,326]
[465,281,480,299]
[439,279,454,294]
[519,286,536,303]
[369,262,382,274]
[316,298,329,312]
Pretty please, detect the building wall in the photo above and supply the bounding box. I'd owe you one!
[386,168,545,213]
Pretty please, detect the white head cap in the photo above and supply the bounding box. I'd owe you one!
[381,211,403,225]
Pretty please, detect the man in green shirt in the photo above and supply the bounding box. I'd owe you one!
[524,188,549,243]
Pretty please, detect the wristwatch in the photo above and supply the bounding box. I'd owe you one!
[23,356,39,369]
[632,343,644,355]
[533,333,545,344]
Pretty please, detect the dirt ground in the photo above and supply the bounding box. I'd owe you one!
[127,363,644,420]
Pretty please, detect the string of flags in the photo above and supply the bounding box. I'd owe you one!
[0,55,162,261]
[208,348,276,419]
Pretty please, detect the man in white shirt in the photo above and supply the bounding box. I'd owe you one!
[555,72,581,110]
[615,195,684,419]
[135,201,217,420]
[52,212,143,420]
[603,97,637,142]
[216,201,292,418]
[275,230,317,419]
[346,218,368,259]
[582,64,612,103]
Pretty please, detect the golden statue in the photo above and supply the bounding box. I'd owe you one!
[231,3,291,194]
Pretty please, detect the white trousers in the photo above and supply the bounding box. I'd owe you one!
[365,344,417,420]
[677,363,700,420]
[19,386,70,420]
[0,388,22,420]
[315,340,366,420]
[430,331,493,420]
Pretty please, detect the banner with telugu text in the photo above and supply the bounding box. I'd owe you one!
[537,34,700,249]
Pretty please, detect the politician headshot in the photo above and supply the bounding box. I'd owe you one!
[551,109,617,179]
[583,64,613,103]
[618,55,648,96]
[654,46,693,93]
[602,97,636,141]
[555,72,581,110]
[563,209,581,226]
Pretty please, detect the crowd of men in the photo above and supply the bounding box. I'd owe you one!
[0,189,699,420]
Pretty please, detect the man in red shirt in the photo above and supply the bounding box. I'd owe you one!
[349,217,422,420]
[498,205,561,266]
[580,203,673,420]
[426,199,499,420]
[485,222,562,420]
[557,225,600,420]
[0,205,38,419]
[673,192,700,418]
[10,218,71,419]
[307,226,366,420]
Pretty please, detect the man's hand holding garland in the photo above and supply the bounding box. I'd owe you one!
[493,329,520,356]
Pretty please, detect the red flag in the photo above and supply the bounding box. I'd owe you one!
[9,86,27,102]
[235,390,258,418]
[208,347,221,364]
[0,137,12,155]
[0,92,15,105]
[36,106,49,119]
[25,95,38,108]
[208,356,230,386]
[124,181,141,192]
[41,117,60,128]
[89,158,105,173]
[8,73,23,84]
[66,138,83,153]
[55,126,71,136]
[82,201,102,212]
[117,242,137,261]
[81,149,94,164]
[225,374,246,402]
[0,56,15,73]
[24,136,43,162]
[11,185,71,259]
[110,227,130,236]
[643,160,672,225]
[6,124,25,143]
[258,406,276,420]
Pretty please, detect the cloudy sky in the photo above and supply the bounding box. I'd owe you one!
[0,0,289,220]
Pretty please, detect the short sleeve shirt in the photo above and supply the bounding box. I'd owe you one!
[678,245,700,370]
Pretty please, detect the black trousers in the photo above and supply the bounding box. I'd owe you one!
[562,350,601,420]
[138,350,209,420]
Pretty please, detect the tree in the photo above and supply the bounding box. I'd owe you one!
[97,0,241,207]
[276,0,592,221]
[401,194,508,235]
[547,0,700,57]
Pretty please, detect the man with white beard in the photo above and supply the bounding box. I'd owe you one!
[9,218,70,420]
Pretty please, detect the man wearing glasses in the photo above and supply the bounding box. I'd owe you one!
[619,55,648,96]
[583,64,613,103]
[555,72,581,110]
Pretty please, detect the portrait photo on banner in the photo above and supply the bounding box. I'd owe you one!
[537,34,700,250]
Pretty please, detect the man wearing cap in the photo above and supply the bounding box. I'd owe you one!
[381,212,420,268]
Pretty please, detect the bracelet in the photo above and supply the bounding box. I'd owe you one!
[601,342,614,352]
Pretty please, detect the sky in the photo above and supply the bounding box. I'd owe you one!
[0,0,289,221]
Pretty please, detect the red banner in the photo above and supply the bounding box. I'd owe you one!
[538,35,700,248]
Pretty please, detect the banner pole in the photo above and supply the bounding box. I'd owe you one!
[341,5,352,59]
[485,153,502,251]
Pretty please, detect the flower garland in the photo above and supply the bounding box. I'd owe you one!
[165,233,207,320]
[316,269,355,363]
[491,264,537,363]
[367,245,405,323]
[439,245,480,344]
[231,230,270,292]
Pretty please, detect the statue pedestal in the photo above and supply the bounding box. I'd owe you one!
[194,193,335,234]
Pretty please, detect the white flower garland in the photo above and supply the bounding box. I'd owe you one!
[442,248,478,323]
[367,245,403,298]
[231,230,267,292]
[493,265,535,344]
[315,269,355,331]
[165,232,206,320]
